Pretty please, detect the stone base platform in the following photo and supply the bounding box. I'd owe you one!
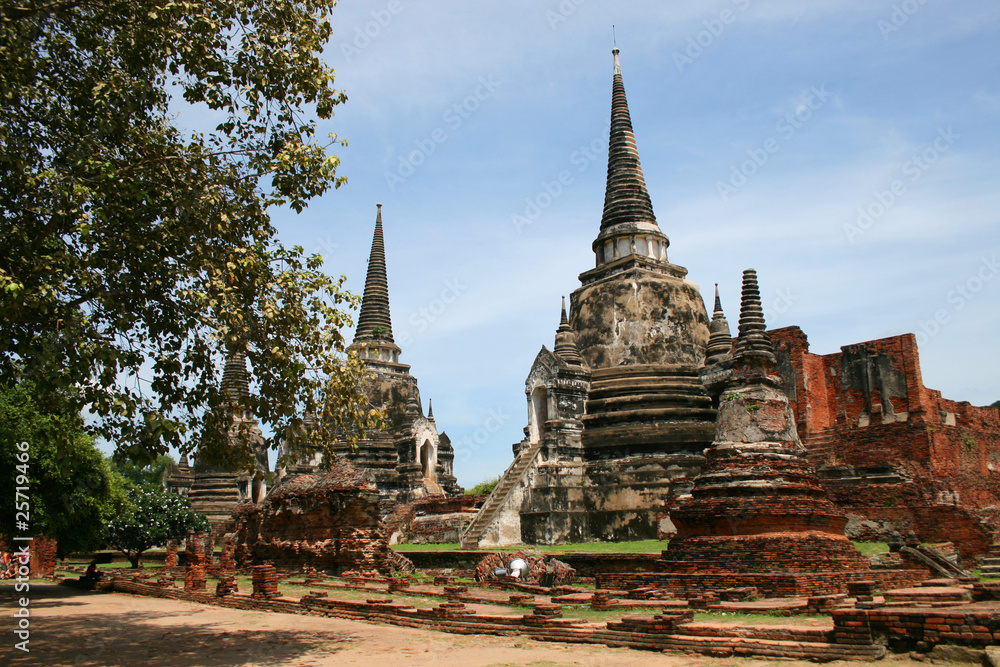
[101,577,888,661]
[596,568,928,599]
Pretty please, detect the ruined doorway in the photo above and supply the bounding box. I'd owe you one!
[251,475,266,504]
[529,386,548,443]
[420,440,437,483]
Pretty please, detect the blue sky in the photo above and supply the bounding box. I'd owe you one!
[255,0,1000,489]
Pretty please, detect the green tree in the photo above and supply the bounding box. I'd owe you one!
[110,454,177,487]
[0,0,382,472]
[103,484,208,567]
[465,476,500,496]
[0,382,126,552]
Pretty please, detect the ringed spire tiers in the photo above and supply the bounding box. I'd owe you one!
[553,296,583,366]
[705,284,733,365]
[351,203,402,365]
[588,48,675,278]
[600,47,658,232]
[354,203,395,344]
[221,352,251,405]
[733,268,776,369]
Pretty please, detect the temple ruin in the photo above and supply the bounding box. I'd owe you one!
[770,327,1000,559]
[163,352,270,533]
[276,204,462,505]
[460,47,1000,555]
[657,269,874,596]
[233,458,394,576]
[461,48,717,548]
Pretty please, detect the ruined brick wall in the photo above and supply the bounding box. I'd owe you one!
[233,461,392,576]
[29,536,57,578]
[770,327,1000,556]
[384,495,483,545]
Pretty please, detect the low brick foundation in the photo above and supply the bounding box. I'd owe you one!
[596,568,927,598]
[831,605,1000,652]
[96,578,887,661]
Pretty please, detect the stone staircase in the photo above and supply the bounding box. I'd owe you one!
[423,478,445,497]
[459,439,544,549]
[900,545,974,579]
[980,543,1000,577]
[802,429,838,468]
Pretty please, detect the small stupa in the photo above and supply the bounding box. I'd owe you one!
[658,269,871,597]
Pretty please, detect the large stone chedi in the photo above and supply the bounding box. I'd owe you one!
[461,49,715,547]
[659,269,870,596]
[280,204,461,504]
[163,352,270,532]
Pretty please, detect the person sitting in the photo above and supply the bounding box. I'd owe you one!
[81,561,103,581]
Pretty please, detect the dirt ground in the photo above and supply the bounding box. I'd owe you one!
[0,584,930,667]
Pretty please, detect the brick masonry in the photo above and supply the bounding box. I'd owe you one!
[233,459,393,576]
[770,327,1000,560]
[101,577,888,661]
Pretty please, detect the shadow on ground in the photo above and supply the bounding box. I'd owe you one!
[2,583,358,666]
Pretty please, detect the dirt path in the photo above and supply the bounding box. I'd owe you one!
[1,584,927,666]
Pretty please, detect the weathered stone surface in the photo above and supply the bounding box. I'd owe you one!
[771,326,1000,561]
[659,270,873,596]
[233,459,392,576]
[278,205,461,506]
[468,50,715,547]
[927,644,985,664]
[571,272,709,370]
[384,495,482,545]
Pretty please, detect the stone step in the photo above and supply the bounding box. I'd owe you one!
[588,378,707,397]
[582,406,718,425]
[658,634,884,660]
[585,394,714,412]
[460,440,544,548]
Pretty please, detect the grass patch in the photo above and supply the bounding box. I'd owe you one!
[391,540,665,553]
[392,542,463,552]
[558,605,663,622]
[534,540,663,554]
[693,610,829,624]
[852,541,889,556]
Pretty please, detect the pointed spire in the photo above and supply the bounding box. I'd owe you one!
[706,283,733,364]
[733,269,775,367]
[405,384,420,417]
[428,398,434,420]
[600,48,658,232]
[221,352,251,404]
[553,297,584,366]
[354,203,394,344]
